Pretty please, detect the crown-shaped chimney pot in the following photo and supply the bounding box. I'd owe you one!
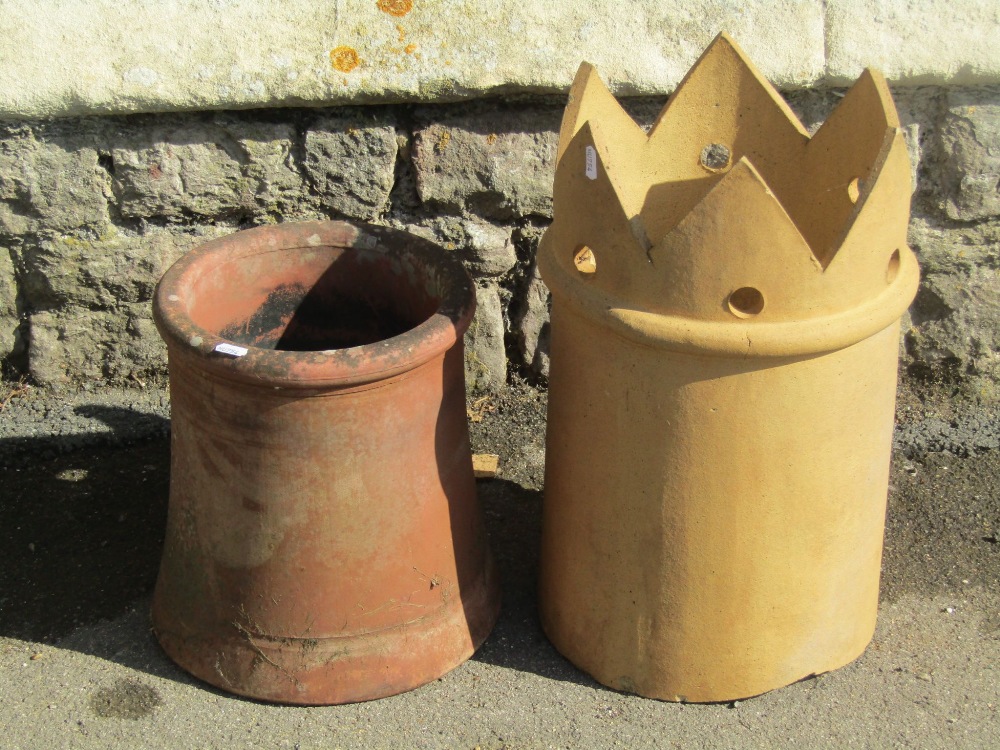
[538,34,920,703]
[541,32,918,347]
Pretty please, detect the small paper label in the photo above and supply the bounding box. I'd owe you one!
[585,145,598,180]
[214,343,249,357]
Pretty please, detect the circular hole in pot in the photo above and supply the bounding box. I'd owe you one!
[727,287,765,318]
[187,247,442,351]
[700,143,732,172]
[886,249,901,284]
[573,246,597,274]
[847,177,862,204]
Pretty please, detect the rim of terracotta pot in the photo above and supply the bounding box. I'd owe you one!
[153,220,476,389]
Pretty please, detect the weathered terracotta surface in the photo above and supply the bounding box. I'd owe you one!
[152,220,499,704]
[537,34,920,702]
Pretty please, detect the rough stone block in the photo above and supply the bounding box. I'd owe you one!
[461,219,518,278]
[514,261,551,379]
[111,118,304,220]
[16,225,230,311]
[939,88,1000,221]
[28,303,166,388]
[905,266,1000,381]
[908,216,1000,274]
[235,120,307,209]
[464,282,506,392]
[413,106,561,220]
[906,216,1000,382]
[303,114,397,220]
[0,125,111,236]
[620,98,670,132]
[781,88,839,136]
[1,248,19,361]
[404,217,517,278]
[28,309,107,386]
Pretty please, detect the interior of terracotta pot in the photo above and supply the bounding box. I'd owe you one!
[184,245,442,351]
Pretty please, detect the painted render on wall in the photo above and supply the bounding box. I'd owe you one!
[1,1,998,121]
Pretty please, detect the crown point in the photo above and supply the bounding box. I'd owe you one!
[567,61,598,101]
[558,62,645,164]
[645,153,818,320]
[792,66,903,266]
[648,33,808,146]
[708,31,740,52]
[850,67,901,129]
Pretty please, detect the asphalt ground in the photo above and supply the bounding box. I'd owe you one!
[0,379,997,749]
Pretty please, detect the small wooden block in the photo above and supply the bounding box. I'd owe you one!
[472,453,500,478]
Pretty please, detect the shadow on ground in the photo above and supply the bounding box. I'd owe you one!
[0,407,171,645]
[0,403,599,693]
[469,478,599,689]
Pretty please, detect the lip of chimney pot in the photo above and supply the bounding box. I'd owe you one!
[153,221,477,389]
[538,228,919,359]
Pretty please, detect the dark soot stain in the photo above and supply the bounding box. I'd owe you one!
[220,283,414,351]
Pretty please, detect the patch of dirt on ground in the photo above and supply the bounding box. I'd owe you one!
[884,449,1000,611]
[88,678,164,720]
[468,376,548,490]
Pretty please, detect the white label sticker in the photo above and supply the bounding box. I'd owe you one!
[214,343,249,357]
[585,145,598,180]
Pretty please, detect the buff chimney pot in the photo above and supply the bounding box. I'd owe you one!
[537,33,919,702]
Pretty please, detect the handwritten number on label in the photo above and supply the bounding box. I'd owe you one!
[585,146,598,180]
[214,343,249,357]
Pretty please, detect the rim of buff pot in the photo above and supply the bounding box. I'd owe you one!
[152,220,500,705]
[536,33,919,703]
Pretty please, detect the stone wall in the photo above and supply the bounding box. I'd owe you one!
[1,84,999,394]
